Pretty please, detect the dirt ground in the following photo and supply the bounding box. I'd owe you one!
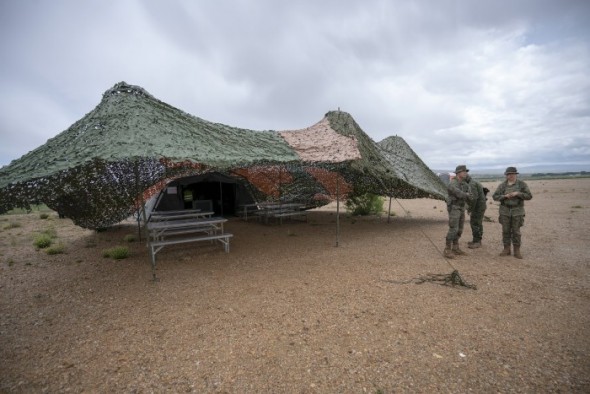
[1,178,589,393]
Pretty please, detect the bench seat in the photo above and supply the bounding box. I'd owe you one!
[150,233,234,264]
[272,211,307,218]
[254,209,307,224]
[151,225,216,240]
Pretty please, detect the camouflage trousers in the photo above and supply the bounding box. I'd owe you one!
[469,208,486,242]
[499,214,524,246]
[446,206,465,243]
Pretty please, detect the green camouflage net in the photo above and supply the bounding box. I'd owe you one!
[0,82,447,229]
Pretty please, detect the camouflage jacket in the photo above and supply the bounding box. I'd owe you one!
[492,179,532,216]
[447,178,471,209]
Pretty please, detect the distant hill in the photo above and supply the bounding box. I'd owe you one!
[435,164,590,175]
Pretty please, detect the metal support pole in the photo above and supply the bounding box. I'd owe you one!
[219,181,224,217]
[336,175,340,247]
[388,196,393,223]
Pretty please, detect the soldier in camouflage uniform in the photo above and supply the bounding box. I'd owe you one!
[465,174,488,248]
[492,167,533,259]
[444,165,472,258]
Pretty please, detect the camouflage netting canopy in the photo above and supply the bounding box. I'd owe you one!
[0,82,447,229]
[377,136,448,198]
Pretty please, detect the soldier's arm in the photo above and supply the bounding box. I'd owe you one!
[518,182,533,200]
[448,182,470,200]
[492,184,505,201]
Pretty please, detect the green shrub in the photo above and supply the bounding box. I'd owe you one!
[103,246,130,260]
[345,193,384,216]
[34,234,53,249]
[46,243,65,255]
[39,213,50,219]
[123,234,136,243]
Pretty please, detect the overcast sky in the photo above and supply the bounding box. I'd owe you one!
[1,0,589,172]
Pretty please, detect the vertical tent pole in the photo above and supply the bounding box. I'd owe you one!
[133,160,146,242]
[234,183,238,216]
[278,165,283,224]
[219,181,224,217]
[336,174,340,247]
[279,165,283,203]
[136,209,141,241]
[388,196,393,223]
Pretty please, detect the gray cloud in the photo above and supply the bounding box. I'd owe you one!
[1,0,589,172]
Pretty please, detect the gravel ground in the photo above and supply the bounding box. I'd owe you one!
[1,178,589,393]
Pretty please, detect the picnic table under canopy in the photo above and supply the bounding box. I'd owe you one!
[0,82,447,229]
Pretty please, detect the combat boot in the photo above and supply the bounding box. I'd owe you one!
[499,244,511,256]
[452,242,468,256]
[468,241,481,249]
[513,245,523,259]
[443,242,454,259]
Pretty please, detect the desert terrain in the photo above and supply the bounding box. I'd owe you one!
[1,178,589,393]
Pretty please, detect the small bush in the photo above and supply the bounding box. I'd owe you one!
[123,234,136,243]
[34,234,53,249]
[46,243,65,255]
[345,193,384,216]
[103,246,130,260]
[39,213,50,219]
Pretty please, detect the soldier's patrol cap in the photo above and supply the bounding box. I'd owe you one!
[504,166,519,174]
[454,165,469,173]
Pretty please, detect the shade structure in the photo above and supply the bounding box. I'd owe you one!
[377,136,449,199]
[0,82,447,229]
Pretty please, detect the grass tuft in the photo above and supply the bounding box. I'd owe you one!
[103,246,130,260]
[46,243,66,255]
[33,234,53,249]
[123,234,137,243]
